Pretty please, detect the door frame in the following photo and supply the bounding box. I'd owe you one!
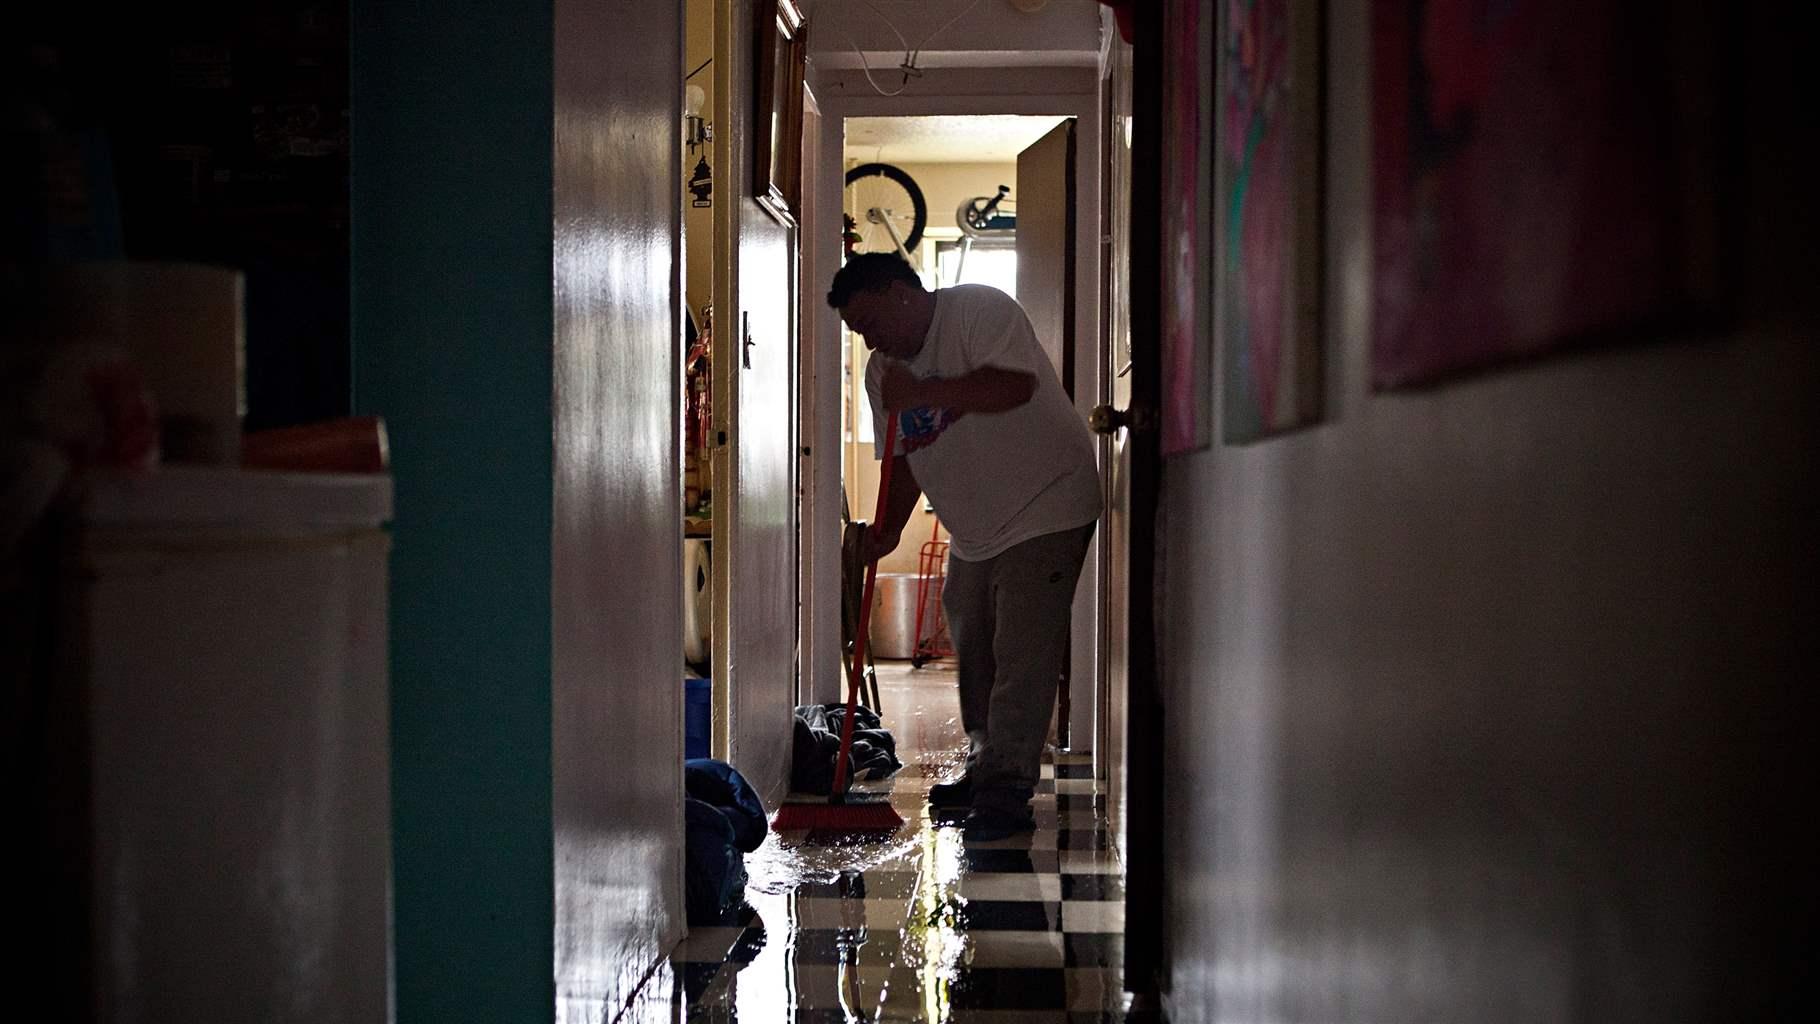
[709,0,734,756]
[798,81,829,708]
[1118,0,1168,995]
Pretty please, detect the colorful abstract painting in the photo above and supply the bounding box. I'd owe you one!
[1217,0,1323,444]
[1371,0,1720,388]
[1161,0,1213,455]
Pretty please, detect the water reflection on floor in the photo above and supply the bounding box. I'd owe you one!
[628,662,1135,1023]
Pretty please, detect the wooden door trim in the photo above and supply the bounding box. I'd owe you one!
[709,0,736,759]
[1122,0,1168,996]
[797,82,822,709]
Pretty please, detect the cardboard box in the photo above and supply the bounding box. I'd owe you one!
[42,262,245,465]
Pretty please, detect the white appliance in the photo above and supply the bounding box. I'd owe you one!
[70,466,392,1022]
[682,537,712,666]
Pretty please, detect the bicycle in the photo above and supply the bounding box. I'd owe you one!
[957,184,1016,237]
[948,183,1017,282]
[843,162,927,259]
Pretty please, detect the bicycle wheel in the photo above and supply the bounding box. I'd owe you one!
[843,162,927,256]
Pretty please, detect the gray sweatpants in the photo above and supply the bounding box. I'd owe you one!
[942,522,1095,814]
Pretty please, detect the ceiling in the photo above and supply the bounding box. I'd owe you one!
[843,114,1070,164]
[808,0,1103,70]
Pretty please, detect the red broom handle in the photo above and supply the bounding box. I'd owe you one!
[829,423,898,798]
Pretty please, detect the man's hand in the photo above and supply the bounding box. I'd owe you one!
[863,524,902,564]
[879,361,922,412]
[844,518,904,569]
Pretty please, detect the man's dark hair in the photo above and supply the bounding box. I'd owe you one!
[826,252,922,309]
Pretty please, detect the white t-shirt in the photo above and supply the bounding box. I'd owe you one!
[867,284,1102,562]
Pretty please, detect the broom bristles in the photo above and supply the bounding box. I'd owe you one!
[770,796,904,833]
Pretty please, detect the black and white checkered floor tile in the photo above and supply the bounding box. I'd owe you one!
[639,664,1146,1022]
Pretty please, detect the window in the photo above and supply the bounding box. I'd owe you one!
[934,241,1017,299]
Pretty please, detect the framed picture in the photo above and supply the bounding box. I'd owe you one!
[753,0,806,225]
[1216,0,1323,444]
[1159,0,1212,456]
[1370,0,1721,389]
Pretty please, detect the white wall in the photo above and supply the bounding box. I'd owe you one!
[1158,3,1815,1020]
[551,0,685,1017]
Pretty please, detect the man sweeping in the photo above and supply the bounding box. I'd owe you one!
[828,253,1102,841]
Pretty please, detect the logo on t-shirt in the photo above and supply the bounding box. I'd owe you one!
[898,406,962,453]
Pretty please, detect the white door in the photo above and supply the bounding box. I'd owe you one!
[712,0,802,802]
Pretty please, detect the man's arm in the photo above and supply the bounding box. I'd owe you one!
[879,362,1035,414]
[866,454,922,561]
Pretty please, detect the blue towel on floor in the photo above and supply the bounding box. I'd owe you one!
[790,703,902,794]
[685,757,767,853]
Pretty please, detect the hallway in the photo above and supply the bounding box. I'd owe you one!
[630,663,1138,1022]
[14,3,1813,1021]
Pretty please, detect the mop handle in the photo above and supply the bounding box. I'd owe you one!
[829,420,899,798]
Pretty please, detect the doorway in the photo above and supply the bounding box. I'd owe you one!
[832,113,1095,747]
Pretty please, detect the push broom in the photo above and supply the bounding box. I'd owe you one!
[771,423,906,834]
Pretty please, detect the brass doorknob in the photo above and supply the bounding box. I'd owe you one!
[1088,404,1154,435]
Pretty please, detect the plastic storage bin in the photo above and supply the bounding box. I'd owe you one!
[684,676,712,759]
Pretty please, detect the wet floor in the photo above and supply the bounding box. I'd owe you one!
[625,661,1138,1022]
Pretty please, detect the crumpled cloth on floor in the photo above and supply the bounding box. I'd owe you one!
[791,702,903,794]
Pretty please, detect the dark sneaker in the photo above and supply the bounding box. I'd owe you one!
[960,805,1035,842]
[927,776,974,808]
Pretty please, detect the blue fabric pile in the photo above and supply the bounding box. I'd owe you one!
[790,702,903,795]
[683,758,766,924]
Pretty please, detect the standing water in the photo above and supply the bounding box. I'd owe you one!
[625,663,1137,1022]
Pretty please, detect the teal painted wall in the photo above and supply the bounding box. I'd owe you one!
[351,2,555,1020]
